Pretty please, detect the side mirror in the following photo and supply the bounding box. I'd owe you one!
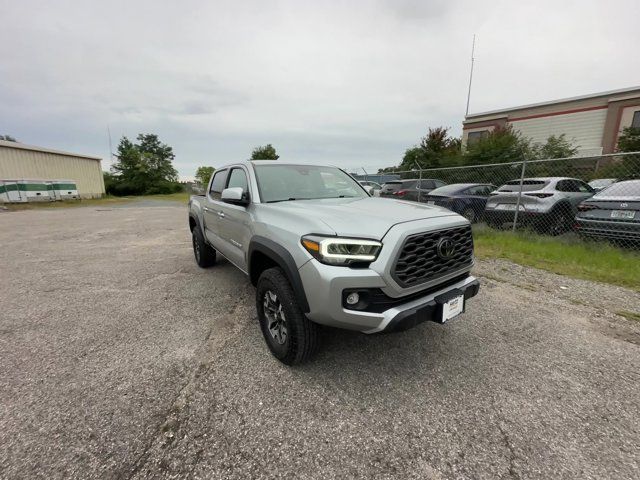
[221,187,249,206]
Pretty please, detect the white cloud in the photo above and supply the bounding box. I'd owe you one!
[1,0,638,175]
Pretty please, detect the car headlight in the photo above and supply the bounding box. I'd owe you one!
[301,235,382,266]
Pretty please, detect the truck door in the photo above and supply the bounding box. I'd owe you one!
[203,169,228,250]
[217,166,252,272]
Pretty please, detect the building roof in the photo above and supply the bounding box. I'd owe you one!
[466,85,640,120]
[0,140,102,161]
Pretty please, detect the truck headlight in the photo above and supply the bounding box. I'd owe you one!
[301,235,382,266]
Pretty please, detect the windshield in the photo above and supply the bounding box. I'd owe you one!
[254,164,368,203]
[595,180,640,197]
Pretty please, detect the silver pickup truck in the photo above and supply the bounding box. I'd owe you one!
[188,161,479,364]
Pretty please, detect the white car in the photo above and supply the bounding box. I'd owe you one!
[358,180,382,196]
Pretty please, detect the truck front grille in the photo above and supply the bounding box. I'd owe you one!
[392,225,474,288]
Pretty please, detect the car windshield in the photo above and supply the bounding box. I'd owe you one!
[498,180,548,192]
[254,164,368,203]
[595,180,640,197]
[429,184,471,195]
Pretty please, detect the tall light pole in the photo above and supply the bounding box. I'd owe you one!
[465,34,476,117]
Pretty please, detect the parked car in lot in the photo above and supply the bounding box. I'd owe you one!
[588,178,617,192]
[484,177,595,235]
[379,178,446,201]
[189,162,479,364]
[575,179,640,244]
[420,183,496,223]
[358,180,382,196]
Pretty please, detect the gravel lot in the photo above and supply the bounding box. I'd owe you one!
[1,203,639,479]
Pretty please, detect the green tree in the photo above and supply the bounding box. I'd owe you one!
[533,134,578,159]
[110,134,180,195]
[195,166,215,186]
[464,125,534,165]
[250,144,279,160]
[399,127,461,170]
[0,134,17,141]
[617,127,640,153]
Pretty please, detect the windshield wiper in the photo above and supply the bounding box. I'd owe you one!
[266,197,310,203]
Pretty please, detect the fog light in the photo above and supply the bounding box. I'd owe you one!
[346,292,360,305]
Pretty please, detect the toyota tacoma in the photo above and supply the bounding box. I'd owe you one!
[188,161,480,364]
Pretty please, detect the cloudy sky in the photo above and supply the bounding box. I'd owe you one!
[1,0,639,179]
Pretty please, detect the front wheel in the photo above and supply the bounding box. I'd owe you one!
[256,267,318,365]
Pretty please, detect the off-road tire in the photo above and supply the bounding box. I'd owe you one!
[192,226,216,268]
[256,267,318,365]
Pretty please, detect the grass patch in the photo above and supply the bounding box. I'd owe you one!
[617,310,640,322]
[473,226,640,291]
[2,192,190,210]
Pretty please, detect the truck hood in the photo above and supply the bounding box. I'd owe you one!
[264,197,459,239]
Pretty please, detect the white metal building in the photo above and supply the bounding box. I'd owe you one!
[462,86,640,156]
[0,140,105,198]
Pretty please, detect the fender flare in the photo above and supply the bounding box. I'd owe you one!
[248,236,310,313]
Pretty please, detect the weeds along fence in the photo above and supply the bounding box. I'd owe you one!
[354,152,640,249]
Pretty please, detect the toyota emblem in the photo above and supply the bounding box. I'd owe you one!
[436,237,455,259]
[620,203,628,208]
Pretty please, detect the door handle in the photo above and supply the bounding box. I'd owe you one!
[203,206,211,212]
[217,211,225,218]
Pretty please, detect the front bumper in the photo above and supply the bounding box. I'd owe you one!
[298,258,479,333]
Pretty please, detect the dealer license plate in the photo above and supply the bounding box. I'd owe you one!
[610,210,635,219]
[442,295,464,322]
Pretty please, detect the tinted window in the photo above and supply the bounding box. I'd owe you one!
[418,180,435,189]
[435,180,446,187]
[465,185,491,195]
[555,180,575,192]
[556,179,591,193]
[575,180,594,193]
[227,168,248,192]
[498,180,548,192]
[209,169,228,200]
[403,180,418,188]
[632,110,640,129]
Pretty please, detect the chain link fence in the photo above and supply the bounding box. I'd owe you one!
[353,152,640,249]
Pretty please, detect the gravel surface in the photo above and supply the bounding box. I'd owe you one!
[1,204,639,479]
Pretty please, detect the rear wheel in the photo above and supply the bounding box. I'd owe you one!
[256,267,318,365]
[462,207,476,223]
[547,205,572,236]
[192,226,216,268]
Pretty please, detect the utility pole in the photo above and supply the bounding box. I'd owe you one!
[465,34,476,117]
[107,125,114,165]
